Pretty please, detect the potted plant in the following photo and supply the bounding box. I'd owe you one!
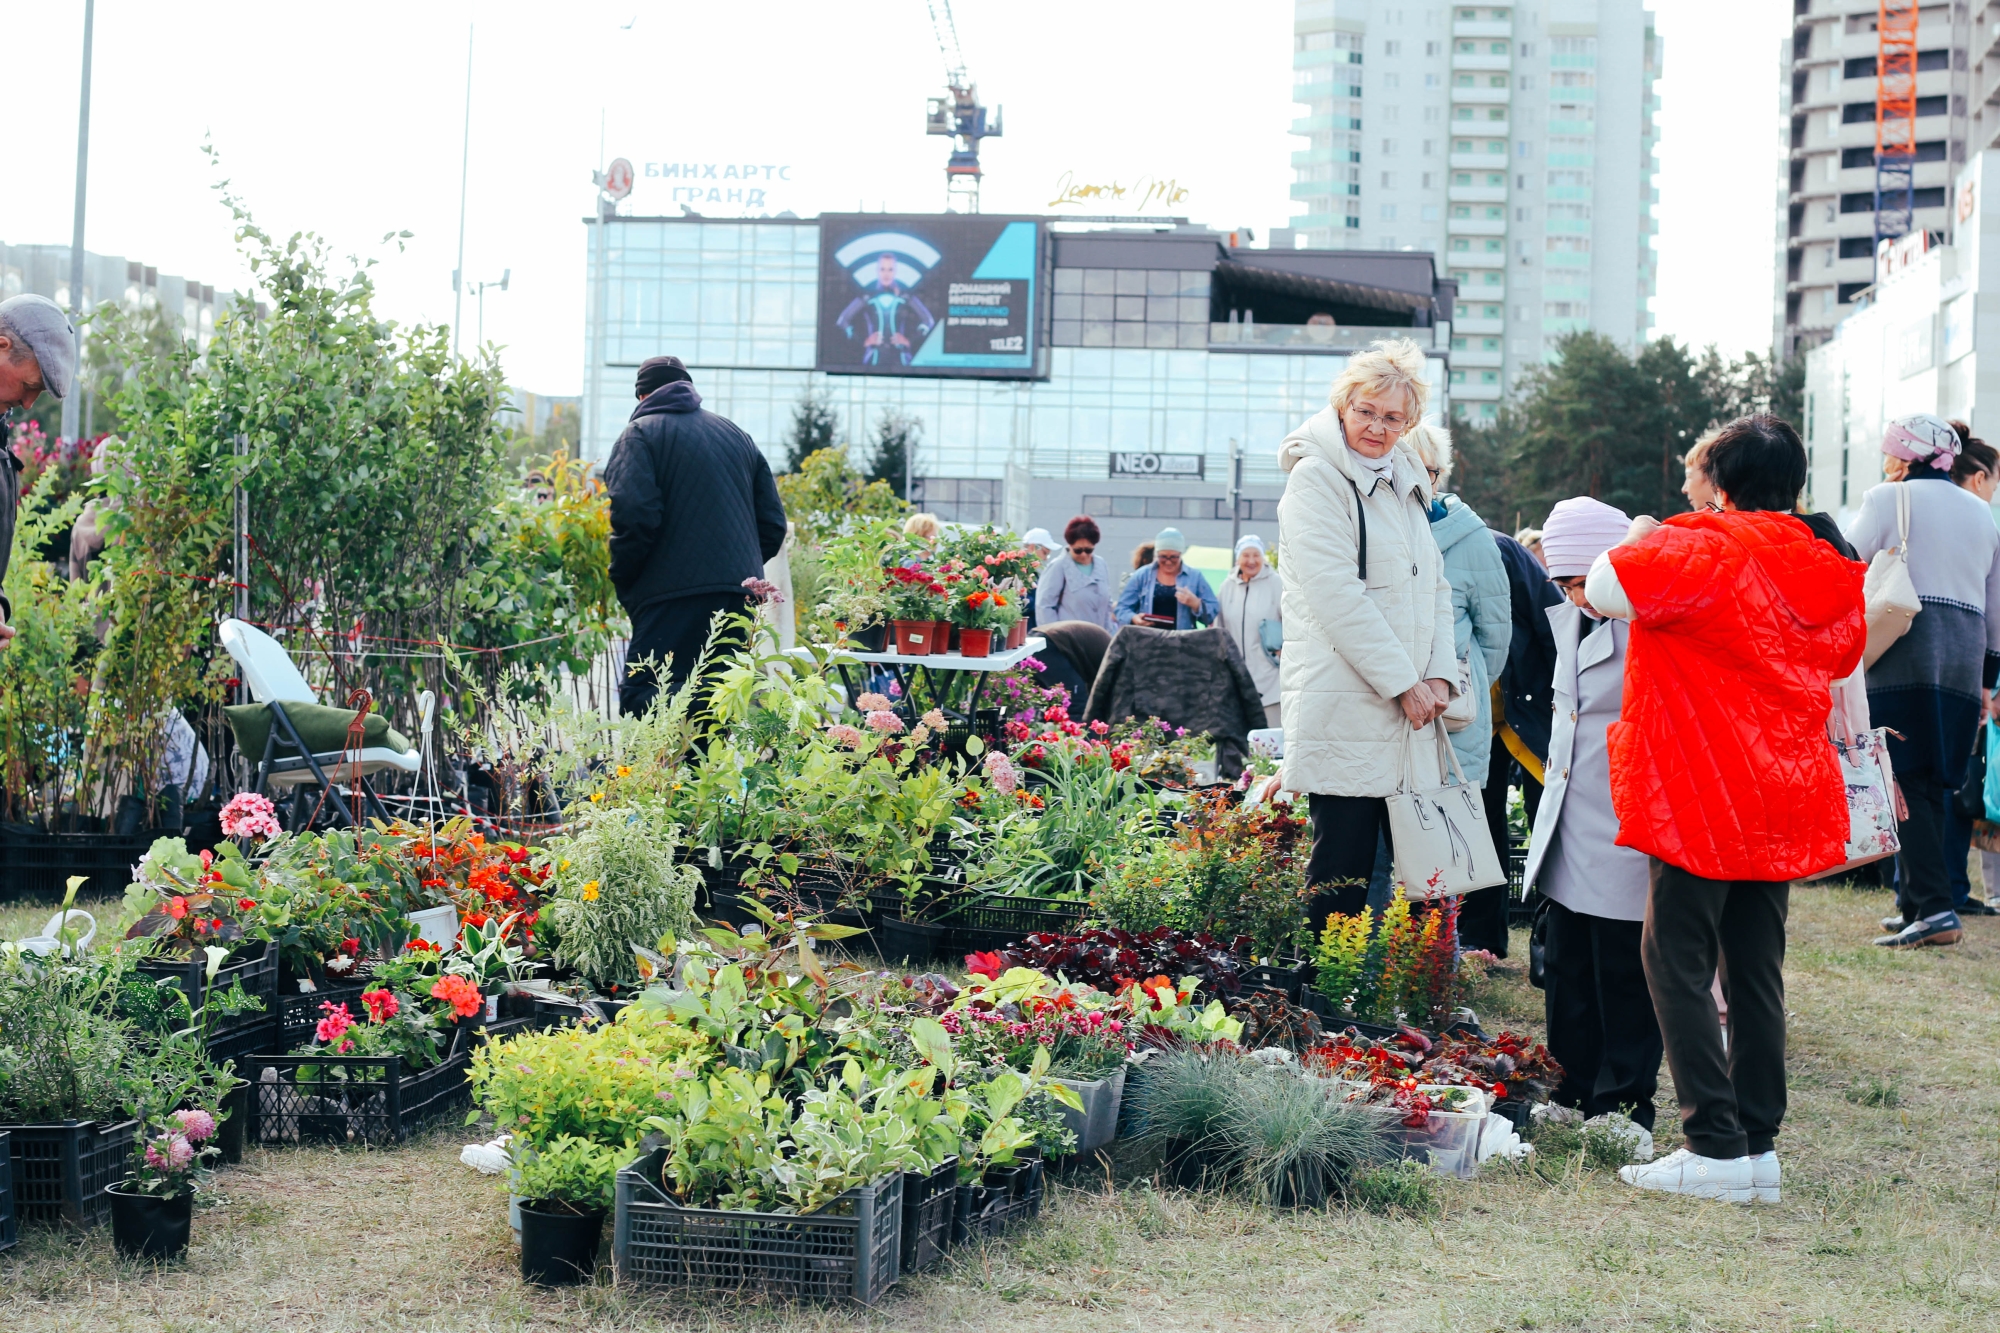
[948,587,1020,660]
[512,1134,623,1286]
[106,1107,219,1261]
[883,565,948,656]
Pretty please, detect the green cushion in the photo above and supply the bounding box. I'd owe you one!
[224,702,414,761]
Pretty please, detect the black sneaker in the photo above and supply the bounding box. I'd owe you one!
[1874,915,1964,948]
[1957,898,2000,917]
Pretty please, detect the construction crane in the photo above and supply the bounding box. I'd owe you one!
[1873,0,1918,270]
[923,0,1001,212]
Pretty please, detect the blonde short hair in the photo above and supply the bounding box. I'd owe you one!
[1403,419,1454,486]
[903,512,942,540]
[1684,427,1722,471]
[1328,337,1430,422]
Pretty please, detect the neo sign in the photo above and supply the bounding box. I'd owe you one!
[1109,452,1205,479]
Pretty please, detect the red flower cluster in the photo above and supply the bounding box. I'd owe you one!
[431,974,483,1019]
[360,988,399,1023]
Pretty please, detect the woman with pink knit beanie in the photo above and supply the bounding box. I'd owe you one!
[1520,495,1664,1137]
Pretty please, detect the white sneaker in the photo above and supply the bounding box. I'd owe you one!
[1617,1148,1754,1202]
[1748,1150,1780,1204]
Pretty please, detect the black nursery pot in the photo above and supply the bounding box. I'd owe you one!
[107,1184,194,1261]
[214,1083,249,1165]
[518,1202,605,1287]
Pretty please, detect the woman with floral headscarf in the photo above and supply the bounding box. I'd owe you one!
[1846,412,2000,948]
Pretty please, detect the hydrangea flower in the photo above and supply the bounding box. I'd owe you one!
[865,710,905,734]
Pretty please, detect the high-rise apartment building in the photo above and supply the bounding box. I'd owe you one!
[1289,1,1661,419]
[1773,3,1972,361]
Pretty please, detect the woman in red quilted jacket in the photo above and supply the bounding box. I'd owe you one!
[1582,414,1865,1205]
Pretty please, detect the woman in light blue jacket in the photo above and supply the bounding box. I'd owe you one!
[1407,425,1510,782]
[1113,527,1219,630]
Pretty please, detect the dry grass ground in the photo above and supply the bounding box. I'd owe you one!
[4,880,1999,1332]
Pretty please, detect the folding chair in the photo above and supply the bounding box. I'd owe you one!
[218,618,421,827]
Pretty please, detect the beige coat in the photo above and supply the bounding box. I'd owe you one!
[1217,564,1283,706]
[1275,406,1457,797]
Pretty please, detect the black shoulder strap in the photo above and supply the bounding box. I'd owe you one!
[1347,476,1368,581]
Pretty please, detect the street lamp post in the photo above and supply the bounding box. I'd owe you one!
[61,0,95,446]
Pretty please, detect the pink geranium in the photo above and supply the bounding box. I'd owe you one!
[220,791,281,841]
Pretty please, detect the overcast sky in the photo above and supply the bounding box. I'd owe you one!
[10,0,1784,394]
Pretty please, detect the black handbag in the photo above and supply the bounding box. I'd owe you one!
[1954,721,1989,822]
[1527,895,1553,991]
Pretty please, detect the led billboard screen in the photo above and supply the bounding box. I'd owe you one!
[815,213,1044,379]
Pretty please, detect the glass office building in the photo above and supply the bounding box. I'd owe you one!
[581,214,1453,543]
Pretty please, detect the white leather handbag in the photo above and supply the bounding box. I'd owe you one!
[1862,482,1921,668]
[1388,723,1509,897]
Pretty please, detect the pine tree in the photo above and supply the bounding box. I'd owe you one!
[862,409,922,500]
[784,387,840,473]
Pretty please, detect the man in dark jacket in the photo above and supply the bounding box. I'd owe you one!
[603,356,788,716]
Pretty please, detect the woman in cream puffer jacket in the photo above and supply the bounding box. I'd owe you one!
[1276,338,1458,925]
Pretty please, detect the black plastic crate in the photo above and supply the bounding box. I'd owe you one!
[1,1119,137,1229]
[951,1157,1044,1244]
[1240,961,1314,1002]
[0,1129,14,1252]
[934,894,1089,956]
[137,940,280,1043]
[204,1015,284,1070]
[899,1156,958,1273]
[239,1052,472,1146]
[614,1146,901,1305]
[0,829,158,902]
[279,983,371,1049]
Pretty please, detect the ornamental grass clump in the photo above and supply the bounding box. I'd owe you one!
[1135,1045,1399,1208]
[541,807,699,990]
[1220,1065,1392,1208]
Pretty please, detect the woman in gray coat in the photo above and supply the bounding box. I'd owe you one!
[1034,515,1118,633]
[1521,496,1662,1132]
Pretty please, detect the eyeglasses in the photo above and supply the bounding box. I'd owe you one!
[1069,542,1095,554]
[1348,405,1411,433]
[1424,465,1443,483]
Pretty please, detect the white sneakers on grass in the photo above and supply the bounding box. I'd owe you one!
[1618,1148,1781,1204]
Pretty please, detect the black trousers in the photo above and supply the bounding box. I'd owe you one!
[1457,757,1516,956]
[1895,773,1957,921]
[1640,858,1789,1158]
[1544,899,1662,1131]
[620,591,753,718]
[1306,793,1389,928]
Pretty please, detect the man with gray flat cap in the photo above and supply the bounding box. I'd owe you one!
[0,294,79,648]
